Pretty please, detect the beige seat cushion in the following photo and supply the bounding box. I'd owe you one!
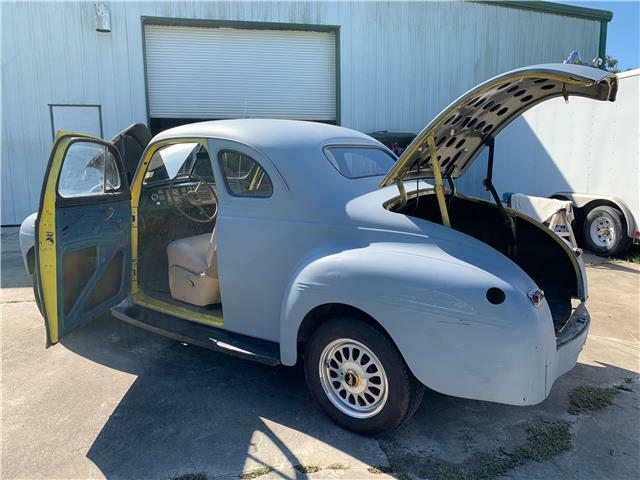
[166,230,220,306]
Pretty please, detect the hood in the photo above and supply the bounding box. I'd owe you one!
[379,63,617,187]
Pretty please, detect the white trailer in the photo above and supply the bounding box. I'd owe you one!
[490,69,639,256]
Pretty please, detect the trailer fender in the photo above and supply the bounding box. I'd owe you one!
[553,192,638,239]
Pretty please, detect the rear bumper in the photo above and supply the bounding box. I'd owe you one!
[546,302,590,394]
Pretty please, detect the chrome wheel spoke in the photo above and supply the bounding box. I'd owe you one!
[319,338,388,419]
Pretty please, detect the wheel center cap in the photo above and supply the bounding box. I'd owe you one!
[344,371,360,388]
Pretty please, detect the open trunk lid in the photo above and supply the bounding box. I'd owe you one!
[379,64,617,186]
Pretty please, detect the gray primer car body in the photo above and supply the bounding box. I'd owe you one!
[24,64,615,414]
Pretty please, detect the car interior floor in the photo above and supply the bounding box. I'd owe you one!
[137,211,220,312]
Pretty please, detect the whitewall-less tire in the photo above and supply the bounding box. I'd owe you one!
[582,206,631,257]
[304,316,424,436]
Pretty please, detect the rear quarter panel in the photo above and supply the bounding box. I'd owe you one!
[280,241,556,406]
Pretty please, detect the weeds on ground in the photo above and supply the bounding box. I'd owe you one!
[381,421,572,480]
[326,463,350,470]
[621,245,640,264]
[239,466,273,479]
[368,463,410,480]
[568,385,620,414]
[294,464,320,474]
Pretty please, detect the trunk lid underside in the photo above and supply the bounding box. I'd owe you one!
[380,64,617,186]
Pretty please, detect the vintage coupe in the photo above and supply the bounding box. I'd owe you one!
[23,64,615,434]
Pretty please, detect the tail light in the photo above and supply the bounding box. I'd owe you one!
[528,288,545,307]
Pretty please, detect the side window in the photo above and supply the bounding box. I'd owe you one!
[218,150,273,197]
[58,141,122,198]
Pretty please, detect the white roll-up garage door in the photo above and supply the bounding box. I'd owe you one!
[144,24,337,121]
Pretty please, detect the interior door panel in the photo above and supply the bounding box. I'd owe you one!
[55,199,131,334]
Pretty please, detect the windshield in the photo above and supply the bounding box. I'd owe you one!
[324,147,395,179]
[143,143,209,185]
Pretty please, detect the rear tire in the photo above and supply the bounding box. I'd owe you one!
[304,317,424,436]
[582,206,631,257]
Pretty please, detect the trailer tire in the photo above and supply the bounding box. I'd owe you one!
[583,206,632,257]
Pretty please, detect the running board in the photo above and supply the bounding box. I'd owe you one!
[111,300,280,366]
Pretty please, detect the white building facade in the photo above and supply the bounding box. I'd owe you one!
[1,0,612,224]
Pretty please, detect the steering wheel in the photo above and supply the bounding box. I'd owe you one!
[169,172,219,223]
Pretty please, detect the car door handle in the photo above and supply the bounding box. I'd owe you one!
[103,206,115,221]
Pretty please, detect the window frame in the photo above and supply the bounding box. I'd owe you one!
[55,137,129,207]
[322,144,397,180]
[217,149,273,198]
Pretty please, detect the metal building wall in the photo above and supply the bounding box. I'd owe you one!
[1,1,601,224]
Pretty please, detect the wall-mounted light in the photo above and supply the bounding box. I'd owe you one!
[95,3,111,33]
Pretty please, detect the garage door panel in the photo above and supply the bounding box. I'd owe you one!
[145,25,336,120]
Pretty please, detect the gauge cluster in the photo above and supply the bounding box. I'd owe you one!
[146,183,216,207]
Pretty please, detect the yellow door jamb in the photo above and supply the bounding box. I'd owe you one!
[128,137,223,328]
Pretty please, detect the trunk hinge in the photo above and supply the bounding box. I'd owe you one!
[426,135,451,228]
[446,170,456,209]
[483,137,517,255]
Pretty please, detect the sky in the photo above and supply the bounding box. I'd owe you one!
[565,1,639,70]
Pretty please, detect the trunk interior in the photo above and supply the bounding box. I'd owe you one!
[391,192,580,333]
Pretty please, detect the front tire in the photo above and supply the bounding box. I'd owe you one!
[304,317,424,436]
[582,206,631,257]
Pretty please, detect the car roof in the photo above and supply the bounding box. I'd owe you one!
[152,119,391,210]
[152,119,379,151]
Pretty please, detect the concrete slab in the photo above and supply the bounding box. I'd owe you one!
[1,227,638,479]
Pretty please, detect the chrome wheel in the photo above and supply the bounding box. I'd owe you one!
[590,215,616,248]
[319,338,388,418]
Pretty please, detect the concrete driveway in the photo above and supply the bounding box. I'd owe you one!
[2,226,638,480]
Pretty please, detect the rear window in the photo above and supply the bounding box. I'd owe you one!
[324,147,395,179]
[218,150,273,197]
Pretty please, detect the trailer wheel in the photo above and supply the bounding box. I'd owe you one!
[583,206,632,257]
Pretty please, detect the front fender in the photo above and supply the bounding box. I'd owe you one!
[280,243,556,406]
[19,212,37,274]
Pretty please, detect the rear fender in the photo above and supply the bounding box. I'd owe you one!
[279,244,554,405]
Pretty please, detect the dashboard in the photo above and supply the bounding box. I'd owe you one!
[143,182,217,208]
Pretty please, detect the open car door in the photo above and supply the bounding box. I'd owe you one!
[35,125,149,346]
[110,122,152,184]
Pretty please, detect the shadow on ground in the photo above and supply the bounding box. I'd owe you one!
[64,315,382,479]
[2,227,638,479]
[1,229,31,289]
[59,313,638,480]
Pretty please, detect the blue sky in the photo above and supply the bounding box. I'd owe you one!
[565,1,639,70]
